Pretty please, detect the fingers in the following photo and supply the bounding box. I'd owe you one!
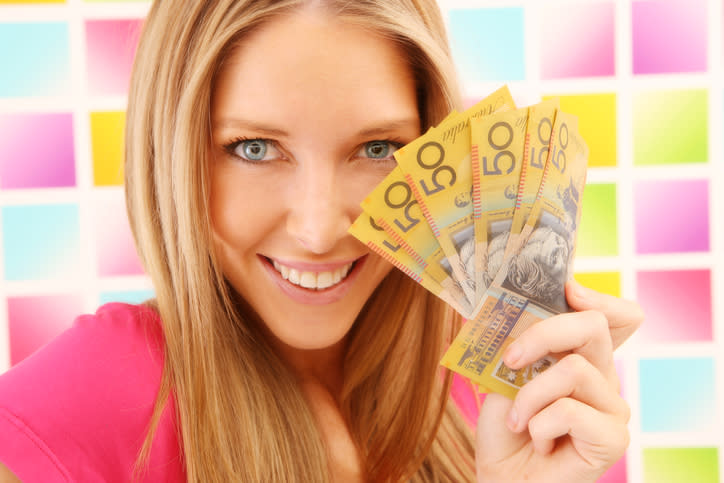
[566,280,644,349]
[526,397,630,466]
[503,310,614,378]
[506,353,630,436]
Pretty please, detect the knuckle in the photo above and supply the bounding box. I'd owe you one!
[633,302,646,327]
[619,398,631,424]
[551,396,577,420]
[614,423,631,459]
[559,353,590,379]
[588,309,610,335]
[527,412,546,439]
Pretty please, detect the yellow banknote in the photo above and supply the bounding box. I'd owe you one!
[349,212,468,315]
[499,110,589,313]
[394,86,516,307]
[505,98,560,258]
[443,111,589,398]
[440,286,555,398]
[358,167,472,316]
[471,106,528,307]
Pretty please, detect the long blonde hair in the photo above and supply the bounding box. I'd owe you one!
[125,0,475,481]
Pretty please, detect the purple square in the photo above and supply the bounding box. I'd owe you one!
[633,0,708,74]
[634,179,709,253]
[0,113,75,189]
[636,270,712,343]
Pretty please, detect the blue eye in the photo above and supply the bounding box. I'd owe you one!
[225,138,281,163]
[239,139,267,161]
[360,141,401,161]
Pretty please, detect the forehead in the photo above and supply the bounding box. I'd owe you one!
[211,9,420,134]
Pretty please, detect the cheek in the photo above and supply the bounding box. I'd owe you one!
[209,164,285,254]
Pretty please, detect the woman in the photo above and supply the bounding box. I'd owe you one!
[0,0,643,481]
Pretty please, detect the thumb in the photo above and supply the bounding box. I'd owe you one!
[476,392,529,464]
[565,279,643,349]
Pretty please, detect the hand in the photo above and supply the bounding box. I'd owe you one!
[474,280,643,483]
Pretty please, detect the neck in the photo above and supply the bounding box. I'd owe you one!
[271,334,348,398]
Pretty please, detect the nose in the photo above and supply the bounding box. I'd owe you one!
[286,164,351,254]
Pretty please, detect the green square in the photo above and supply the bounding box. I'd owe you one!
[633,88,708,165]
[576,183,617,256]
[643,447,719,483]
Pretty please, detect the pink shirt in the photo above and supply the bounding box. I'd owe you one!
[0,303,186,482]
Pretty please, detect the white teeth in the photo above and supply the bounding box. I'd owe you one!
[270,260,354,290]
[300,272,316,289]
[288,268,300,285]
[317,271,333,288]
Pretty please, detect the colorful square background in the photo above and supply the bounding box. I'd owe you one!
[2,204,81,281]
[0,113,76,189]
[0,22,71,97]
[85,19,142,96]
[632,0,708,74]
[538,2,616,79]
[633,89,708,166]
[0,1,721,482]
[643,447,719,483]
[633,179,709,254]
[636,270,712,343]
[639,358,716,433]
[7,295,84,365]
[448,8,525,83]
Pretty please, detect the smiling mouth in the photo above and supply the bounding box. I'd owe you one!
[269,258,356,290]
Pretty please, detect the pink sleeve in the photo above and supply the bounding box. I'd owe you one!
[0,303,185,483]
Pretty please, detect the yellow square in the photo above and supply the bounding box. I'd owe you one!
[90,111,125,186]
[543,93,617,167]
[574,271,621,297]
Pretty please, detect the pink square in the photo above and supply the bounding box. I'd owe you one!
[634,179,709,254]
[599,454,627,483]
[633,0,707,74]
[93,196,144,276]
[0,113,75,189]
[8,295,85,366]
[637,270,712,343]
[539,2,615,79]
[85,19,143,96]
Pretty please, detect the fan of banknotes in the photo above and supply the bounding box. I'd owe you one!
[349,86,589,398]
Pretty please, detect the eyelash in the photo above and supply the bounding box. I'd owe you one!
[222,137,280,164]
[221,137,405,164]
[363,139,404,162]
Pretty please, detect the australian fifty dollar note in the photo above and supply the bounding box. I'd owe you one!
[393,86,515,308]
[441,110,589,399]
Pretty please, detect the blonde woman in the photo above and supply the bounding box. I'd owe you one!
[0,1,643,481]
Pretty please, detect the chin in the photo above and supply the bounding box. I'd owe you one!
[263,313,357,351]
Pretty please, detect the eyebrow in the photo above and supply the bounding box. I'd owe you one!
[212,119,290,137]
[212,118,420,138]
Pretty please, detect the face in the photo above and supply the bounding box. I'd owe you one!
[522,228,569,279]
[209,9,421,355]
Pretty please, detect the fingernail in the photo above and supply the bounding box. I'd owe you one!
[507,407,519,431]
[504,343,522,367]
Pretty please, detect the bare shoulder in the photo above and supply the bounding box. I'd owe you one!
[0,462,22,483]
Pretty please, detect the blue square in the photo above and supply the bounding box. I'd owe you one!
[448,8,525,83]
[639,358,716,432]
[0,23,71,97]
[99,289,155,306]
[2,204,81,280]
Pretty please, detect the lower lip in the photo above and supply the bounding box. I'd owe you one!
[259,255,367,305]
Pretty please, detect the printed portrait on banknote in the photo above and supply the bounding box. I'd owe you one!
[502,209,572,313]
